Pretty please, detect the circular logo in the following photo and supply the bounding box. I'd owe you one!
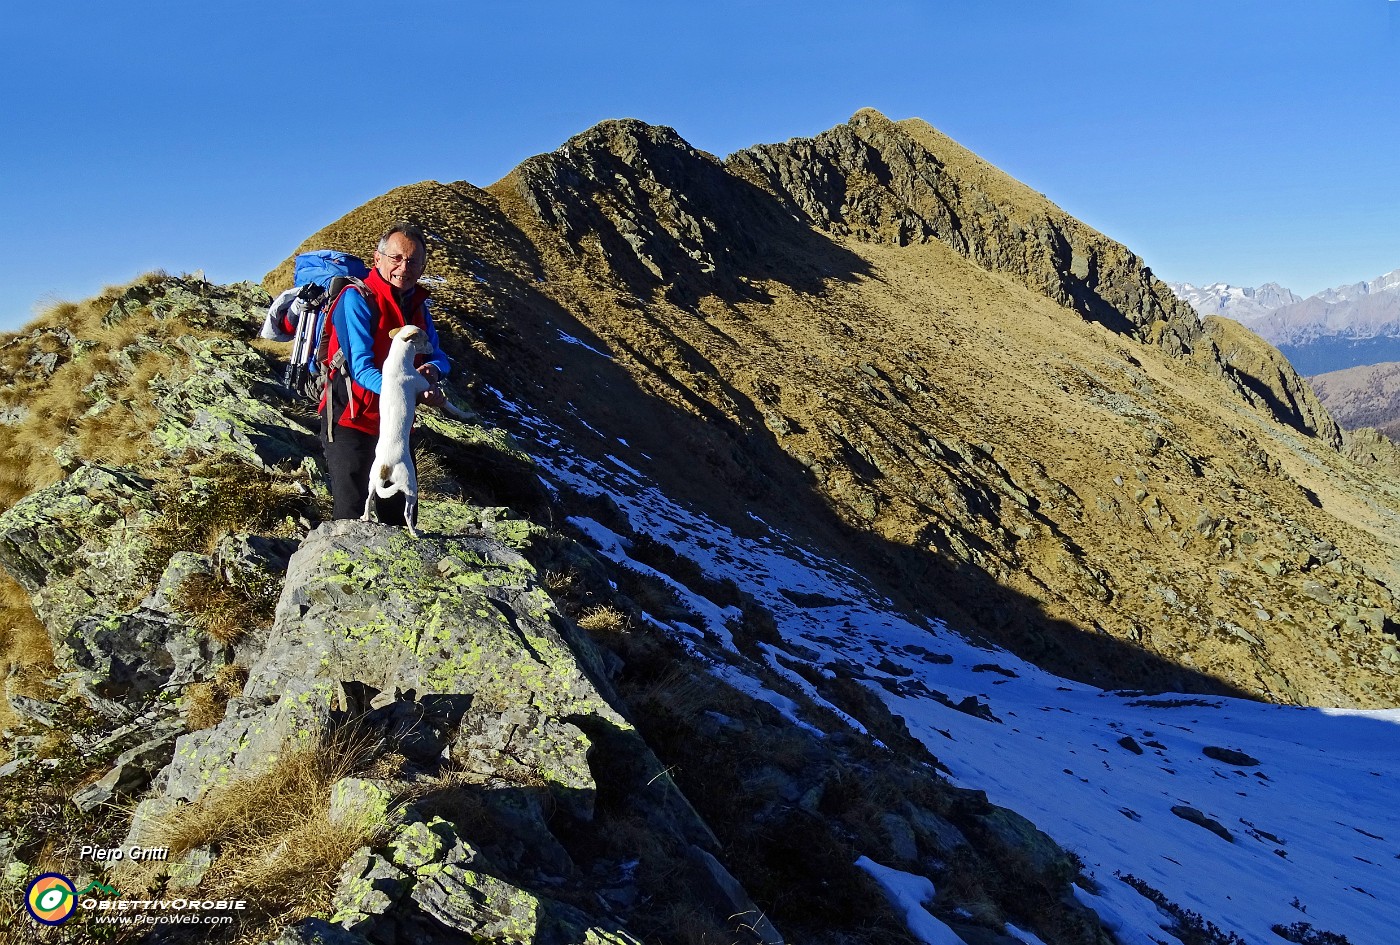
[25,873,77,925]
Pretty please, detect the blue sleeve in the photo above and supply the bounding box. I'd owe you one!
[337,288,383,395]
[422,303,451,377]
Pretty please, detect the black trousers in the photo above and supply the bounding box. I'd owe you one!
[321,381,414,525]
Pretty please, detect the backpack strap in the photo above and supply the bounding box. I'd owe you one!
[320,276,373,443]
[321,276,372,372]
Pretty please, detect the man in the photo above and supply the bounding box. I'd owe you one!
[320,222,451,524]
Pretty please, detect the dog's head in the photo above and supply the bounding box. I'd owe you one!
[389,324,433,355]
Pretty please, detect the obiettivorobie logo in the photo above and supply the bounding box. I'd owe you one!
[25,873,77,925]
[22,870,246,927]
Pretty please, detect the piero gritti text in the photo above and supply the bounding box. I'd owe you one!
[77,844,170,862]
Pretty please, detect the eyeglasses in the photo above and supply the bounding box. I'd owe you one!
[378,251,425,270]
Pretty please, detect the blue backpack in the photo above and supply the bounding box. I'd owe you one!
[266,250,371,401]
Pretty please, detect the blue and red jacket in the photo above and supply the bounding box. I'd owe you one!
[319,267,450,435]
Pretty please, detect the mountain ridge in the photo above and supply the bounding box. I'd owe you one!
[1309,359,1400,440]
[266,109,1396,709]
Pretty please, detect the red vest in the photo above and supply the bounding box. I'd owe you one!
[321,268,430,435]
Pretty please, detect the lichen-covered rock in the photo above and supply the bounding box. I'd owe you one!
[330,807,643,945]
[329,778,398,830]
[330,846,411,934]
[0,463,158,641]
[230,519,628,820]
[150,334,320,469]
[0,468,237,699]
[410,866,541,942]
[406,863,643,945]
[101,276,269,335]
[126,516,727,941]
[139,674,338,809]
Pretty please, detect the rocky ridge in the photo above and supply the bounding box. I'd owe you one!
[730,111,1205,358]
[0,277,1112,944]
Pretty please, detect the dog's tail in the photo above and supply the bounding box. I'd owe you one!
[372,462,394,497]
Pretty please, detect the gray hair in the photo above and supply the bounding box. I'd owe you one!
[377,222,427,256]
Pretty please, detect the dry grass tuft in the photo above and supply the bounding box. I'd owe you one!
[0,576,54,762]
[172,569,280,646]
[185,664,250,732]
[141,457,312,584]
[577,604,629,633]
[116,726,382,943]
[183,682,224,732]
[0,285,216,504]
[542,566,577,595]
[364,751,410,781]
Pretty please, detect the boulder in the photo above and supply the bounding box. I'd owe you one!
[126,518,732,941]
[71,726,181,813]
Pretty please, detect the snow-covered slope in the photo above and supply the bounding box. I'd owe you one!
[501,390,1400,945]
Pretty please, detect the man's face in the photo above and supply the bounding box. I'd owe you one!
[374,233,426,292]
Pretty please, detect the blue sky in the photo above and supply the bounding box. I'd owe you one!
[3,1,1398,330]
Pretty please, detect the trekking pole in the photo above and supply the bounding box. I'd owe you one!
[283,283,326,391]
[283,298,310,390]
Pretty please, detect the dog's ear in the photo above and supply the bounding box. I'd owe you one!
[388,326,406,340]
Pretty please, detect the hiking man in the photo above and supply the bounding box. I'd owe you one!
[320,222,450,524]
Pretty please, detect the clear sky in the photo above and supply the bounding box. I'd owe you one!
[4,1,1398,331]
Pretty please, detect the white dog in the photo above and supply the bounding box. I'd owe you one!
[362,325,434,537]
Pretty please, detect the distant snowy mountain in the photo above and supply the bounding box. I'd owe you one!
[1166,281,1300,321]
[1266,270,1400,373]
[1312,268,1400,306]
[1172,269,1400,373]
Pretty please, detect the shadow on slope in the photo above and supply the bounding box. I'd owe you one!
[443,210,1250,701]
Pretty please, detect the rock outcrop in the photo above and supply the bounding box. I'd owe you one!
[124,519,745,944]
[729,110,1203,357]
[1199,315,1343,448]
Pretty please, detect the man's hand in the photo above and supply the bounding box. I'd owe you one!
[416,363,446,408]
[416,364,445,408]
